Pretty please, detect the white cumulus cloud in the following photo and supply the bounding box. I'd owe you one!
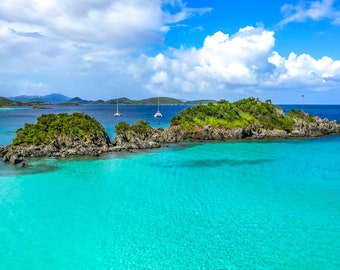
[142,26,340,99]
[267,52,340,90]
[0,0,210,98]
[0,0,211,48]
[143,26,275,97]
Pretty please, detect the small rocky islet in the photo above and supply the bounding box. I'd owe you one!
[1,97,340,165]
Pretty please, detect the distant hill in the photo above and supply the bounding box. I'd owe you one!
[105,97,133,104]
[67,97,90,104]
[65,96,213,105]
[185,100,217,105]
[6,93,215,106]
[105,97,184,105]
[137,97,184,105]
[11,93,71,104]
[90,99,105,104]
[0,97,23,106]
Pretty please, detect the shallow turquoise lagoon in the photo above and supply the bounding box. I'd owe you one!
[1,136,339,269]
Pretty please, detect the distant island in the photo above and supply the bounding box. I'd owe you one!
[3,93,216,106]
[1,97,25,107]
[1,97,339,165]
[0,97,52,107]
[9,93,71,104]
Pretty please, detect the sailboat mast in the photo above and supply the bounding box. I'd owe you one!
[153,96,163,118]
[114,98,121,117]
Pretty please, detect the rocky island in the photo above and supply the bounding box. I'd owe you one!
[0,113,112,164]
[165,98,340,140]
[1,98,340,165]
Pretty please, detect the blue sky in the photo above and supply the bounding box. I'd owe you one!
[0,0,340,103]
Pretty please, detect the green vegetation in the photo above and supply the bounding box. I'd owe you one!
[64,97,89,104]
[0,97,51,107]
[138,97,184,105]
[184,99,217,105]
[12,113,108,146]
[0,97,23,106]
[105,98,134,105]
[115,120,153,137]
[287,109,316,122]
[170,97,295,131]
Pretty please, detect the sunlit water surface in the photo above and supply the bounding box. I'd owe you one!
[0,104,339,269]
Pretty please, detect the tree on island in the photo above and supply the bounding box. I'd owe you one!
[115,120,153,136]
[12,112,110,147]
[170,97,298,131]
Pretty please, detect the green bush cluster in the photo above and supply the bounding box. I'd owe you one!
[12,113,107,146]
[115,120,153,136]
[287,109,316,122]
[170,97,295,131]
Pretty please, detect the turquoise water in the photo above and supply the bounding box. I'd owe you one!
[1,105,340,269]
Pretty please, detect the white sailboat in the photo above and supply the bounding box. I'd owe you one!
[153,97,163,118]
[114,99,121,117]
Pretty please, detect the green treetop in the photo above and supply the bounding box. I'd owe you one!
[12,112,108,146]
[170,97,302,132]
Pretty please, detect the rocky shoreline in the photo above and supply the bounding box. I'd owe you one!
[1,114,339,166]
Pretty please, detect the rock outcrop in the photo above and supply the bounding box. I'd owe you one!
[1,134,112,164]
[290,117,340,137]
[112,131,162,150]
[111,116,340,149]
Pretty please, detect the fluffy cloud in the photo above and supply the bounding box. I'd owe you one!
[143,26,275,96]
[0,0,210,98]
[0,0,211,48]
[0,0,339,102]
[268,52,340,89]
[143,26,340,99]
[279,0,340,26]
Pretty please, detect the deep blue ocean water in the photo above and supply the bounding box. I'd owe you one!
[0,104,340,269]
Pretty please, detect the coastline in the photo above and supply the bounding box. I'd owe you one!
[1,100,340,165]
[1,122,340,165]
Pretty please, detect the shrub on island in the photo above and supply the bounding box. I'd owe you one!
[12,112,110,147]
[287,109,316,123]
[0,112,112,163]
[115,120,153,136]
[170,97,295,131]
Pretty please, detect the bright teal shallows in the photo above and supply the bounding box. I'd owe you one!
[1,136,339,269]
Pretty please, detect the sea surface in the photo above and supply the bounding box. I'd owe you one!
[0,104,339,269]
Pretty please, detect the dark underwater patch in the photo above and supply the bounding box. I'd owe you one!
[0,162,58,177]
[153,158,274,169]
